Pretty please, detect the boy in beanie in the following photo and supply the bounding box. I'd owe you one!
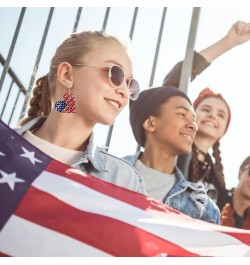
[124,86,220,224]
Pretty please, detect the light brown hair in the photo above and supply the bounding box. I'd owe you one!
[20,31,127,126]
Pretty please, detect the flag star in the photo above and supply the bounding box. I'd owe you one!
[0,151,5,156]
[0,170,25,191]
[20,146,42,165]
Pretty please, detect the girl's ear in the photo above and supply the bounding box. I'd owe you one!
[143,116,155,132]
[57,62,74,88]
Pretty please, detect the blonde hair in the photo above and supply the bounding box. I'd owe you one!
[20,31,128,126]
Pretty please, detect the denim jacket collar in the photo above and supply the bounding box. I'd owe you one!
[72,134,107,172]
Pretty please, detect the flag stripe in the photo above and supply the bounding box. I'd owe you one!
[0,252,9,257]
[2,120,250,257]
[46,160,179,215]
[46,161,250,248]
[0,215,111,257]
[14,185,197,257]
[16,170,250,256]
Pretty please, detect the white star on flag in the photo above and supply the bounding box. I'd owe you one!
[0,170,25,191]
[20,146,42,165]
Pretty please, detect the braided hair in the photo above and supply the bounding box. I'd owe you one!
[189,144,202,183]
[188,142,225,187]
[212,141,225,187]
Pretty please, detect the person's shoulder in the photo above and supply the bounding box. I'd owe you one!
[98,147,137,170]
[123,154,136,164]
[175,167,206,192]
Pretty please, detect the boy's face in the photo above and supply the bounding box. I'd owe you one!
[147,96,197,155]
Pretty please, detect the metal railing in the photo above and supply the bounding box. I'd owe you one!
[0,7,199,148]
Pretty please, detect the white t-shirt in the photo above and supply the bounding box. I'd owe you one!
[23,130,83,166]
[134,159,177,202]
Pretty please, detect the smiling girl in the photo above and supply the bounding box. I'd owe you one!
[16,31,146,194]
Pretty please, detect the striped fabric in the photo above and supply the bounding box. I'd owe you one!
[0,120,250,257]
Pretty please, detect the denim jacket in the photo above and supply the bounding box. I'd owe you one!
[124,152,220,224]
[177,152,231,211]
[16,117,147,195]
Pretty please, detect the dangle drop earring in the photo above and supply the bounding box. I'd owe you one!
[55,87,76,113]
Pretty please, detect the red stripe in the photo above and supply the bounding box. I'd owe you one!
[223,232,250,246]
[62,94,76,113]
[45,160,250,246]
[63,100,76,113]
[0,252,10,257]
[46,160,183,215]
[14,186,199,257]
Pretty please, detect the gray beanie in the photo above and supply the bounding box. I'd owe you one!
[129,86,192,147]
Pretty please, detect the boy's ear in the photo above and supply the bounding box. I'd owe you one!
[57,62,74,88]
[143,116,155,132]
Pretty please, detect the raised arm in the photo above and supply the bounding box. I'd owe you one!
[200,20,250,62]
[163,20,250,87]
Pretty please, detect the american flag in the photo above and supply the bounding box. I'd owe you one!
[0,120,250,257]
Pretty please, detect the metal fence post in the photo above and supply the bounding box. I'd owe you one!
[179,7,200,93]
[0,8,26,92]
[19,7,54,122]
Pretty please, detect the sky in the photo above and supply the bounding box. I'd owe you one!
[0,1,250,190]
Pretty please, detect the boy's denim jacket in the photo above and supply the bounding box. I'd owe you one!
[16,117,147,195]
[124,152,220,224]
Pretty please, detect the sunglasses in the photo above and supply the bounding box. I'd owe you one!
[72,64,140,101]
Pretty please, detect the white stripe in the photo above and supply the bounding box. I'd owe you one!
[31,171,250,256]
[0,215,111,257]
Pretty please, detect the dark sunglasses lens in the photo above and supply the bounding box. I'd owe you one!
[129,79,140,101]
[110,65,124,87]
